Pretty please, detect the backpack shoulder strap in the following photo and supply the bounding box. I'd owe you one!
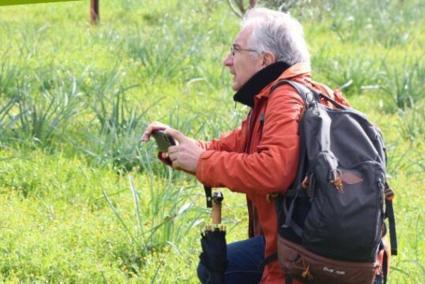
[271,79,348,110]
[270,79,317,107]
[385,183,398,256]
[270,79,314,191]
[270,80,313,238]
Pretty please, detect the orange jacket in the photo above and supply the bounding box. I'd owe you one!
[195,63,335,283]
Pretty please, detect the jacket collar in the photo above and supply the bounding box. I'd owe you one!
[233,62,312,108]
[233,61,290,108]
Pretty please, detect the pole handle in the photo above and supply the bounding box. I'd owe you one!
[211,191,223,225]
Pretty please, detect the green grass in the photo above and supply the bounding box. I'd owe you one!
[0,0,424,282]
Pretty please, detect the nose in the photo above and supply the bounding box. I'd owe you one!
[223,53,233,67]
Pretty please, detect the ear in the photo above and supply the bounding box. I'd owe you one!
[262,51,276,66]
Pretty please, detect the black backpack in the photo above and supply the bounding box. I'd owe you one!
[273,80,397,284]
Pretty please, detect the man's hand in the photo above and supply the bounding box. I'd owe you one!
[166,128,205,174]
[140,121,170,143]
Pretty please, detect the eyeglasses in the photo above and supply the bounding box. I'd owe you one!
[230,44,259,56]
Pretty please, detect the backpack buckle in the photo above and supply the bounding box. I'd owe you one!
[331,169,344,192]
[384,183,395,201]
[301,176,310,189]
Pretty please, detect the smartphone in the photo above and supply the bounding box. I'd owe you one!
[152,130,176,152]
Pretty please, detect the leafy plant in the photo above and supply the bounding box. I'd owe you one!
[11,74,83,146]
[103,175,202,275]
[380,58,425,110]
[126,27,201,84]
[316,55,379,96]
[0,59,22,98]
[398,100,425,143]
[0,96,18,137]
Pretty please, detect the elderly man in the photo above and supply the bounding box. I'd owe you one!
[143,7,331,284]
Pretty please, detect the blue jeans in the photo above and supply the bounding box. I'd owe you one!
[197,236,265,284]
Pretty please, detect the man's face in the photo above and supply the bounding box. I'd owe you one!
[224,26,265,91]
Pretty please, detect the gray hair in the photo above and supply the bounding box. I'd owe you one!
[242,7,310,66]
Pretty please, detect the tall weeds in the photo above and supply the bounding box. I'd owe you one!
[80,67,154,172]
[380,58,425,110]
[0,60,22,99]
[398,100,425,143]
[103,175,202,275]
[315,55,379,96]
[9,72,83,146]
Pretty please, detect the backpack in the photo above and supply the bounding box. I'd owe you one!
[273,80,397,284]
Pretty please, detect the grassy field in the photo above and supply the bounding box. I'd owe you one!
[0,0,424,282]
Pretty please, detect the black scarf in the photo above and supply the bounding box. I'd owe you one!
[233,61,291,108]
